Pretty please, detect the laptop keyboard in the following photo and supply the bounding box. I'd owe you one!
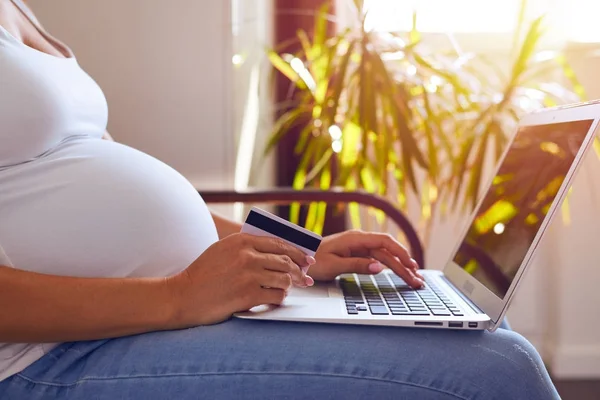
[339,273,465,317]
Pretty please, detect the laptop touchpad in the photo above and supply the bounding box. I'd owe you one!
[288,284,340,299]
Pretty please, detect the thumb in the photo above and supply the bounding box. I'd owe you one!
[344,258,385,275]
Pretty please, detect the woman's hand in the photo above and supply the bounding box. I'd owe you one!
[166,233,315,326]
[310,230,424,288]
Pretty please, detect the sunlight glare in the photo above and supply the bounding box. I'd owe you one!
[493,223,505,235]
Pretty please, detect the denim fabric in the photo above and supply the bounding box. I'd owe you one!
[0,319,559,400]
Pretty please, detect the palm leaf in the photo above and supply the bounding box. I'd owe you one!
[267,50,307,90]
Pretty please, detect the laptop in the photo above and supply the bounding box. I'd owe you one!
[235,100,600,332]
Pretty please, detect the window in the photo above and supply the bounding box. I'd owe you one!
[561,1,600,43]
[362,0,600,43]
[364,0,520,33]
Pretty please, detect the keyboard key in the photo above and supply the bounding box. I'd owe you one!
[347,309,359,315]
[357,305,368,311]
[369,306,389,315]
[431,310,451,316]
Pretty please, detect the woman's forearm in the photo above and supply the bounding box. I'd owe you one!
[0,266,176,343]
[211,212,242,239]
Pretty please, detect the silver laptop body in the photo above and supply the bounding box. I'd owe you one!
[235,101,600,332]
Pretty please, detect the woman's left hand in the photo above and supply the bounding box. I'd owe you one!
[310,230,425,288]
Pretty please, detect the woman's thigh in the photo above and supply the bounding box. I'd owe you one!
[0,319,558,400]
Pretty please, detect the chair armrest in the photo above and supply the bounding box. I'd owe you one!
[198,188,425,268]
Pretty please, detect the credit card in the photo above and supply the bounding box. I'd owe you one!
[241,207,322,258]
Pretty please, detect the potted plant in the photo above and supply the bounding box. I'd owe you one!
[265,0,584,243]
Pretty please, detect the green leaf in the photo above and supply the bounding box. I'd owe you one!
[509,16,545,89]
[346,174,362,229]
[420,86,440,181]
[294,124,315,155]
[305,148,334,183]
[555,54,586,99]
[411,52,469,95]
[371,52,428,171]
[327,39,356,125]
[305,202,319,231]
[267,50,307,90]
[314,2,330,52]
[451,133,477,209]
[466,123,494,211]
[360,165,376,193]
[353,0,365,13]
[266,107,310,155]
[290,140,317,224]
[341,121,362,166]
[297,29,313,61]
[313,161,332,234]
[409,10,421,44]
[421,179,432,221]
[510,0,529,61]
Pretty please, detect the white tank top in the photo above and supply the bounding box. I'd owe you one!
[0,0,219,381]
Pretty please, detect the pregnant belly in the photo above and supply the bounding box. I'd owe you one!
[0,138,219,278]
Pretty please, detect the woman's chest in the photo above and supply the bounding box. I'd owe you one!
[0,45,108,168]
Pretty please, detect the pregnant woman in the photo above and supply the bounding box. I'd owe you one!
[0,1,559,399]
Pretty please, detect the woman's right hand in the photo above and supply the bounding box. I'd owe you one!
[166,233,315,327]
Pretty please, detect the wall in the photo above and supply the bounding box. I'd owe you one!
[541,44,600,378]
[28,0,235,192]
[231,0,276,219]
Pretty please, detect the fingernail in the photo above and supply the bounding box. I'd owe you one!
[368,262,384,274]
[305,276,315,287]
[416,278,425,287]
[411,258,419,269]
[305,256,316,266]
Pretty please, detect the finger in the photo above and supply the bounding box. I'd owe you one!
[259,270,293,290]
[248,235,314,269]
[260,287,287,306]
[351,232,417,271]
[379,248,424,280]
[370,249,423,288]
[259,253,312,287]
[339,257,386,275]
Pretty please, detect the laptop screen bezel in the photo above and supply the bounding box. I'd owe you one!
[443,101,600,328]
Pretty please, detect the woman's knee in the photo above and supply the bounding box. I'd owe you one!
[468,330,559,399]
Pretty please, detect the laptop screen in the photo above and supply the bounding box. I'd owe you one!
[453,119,594,298]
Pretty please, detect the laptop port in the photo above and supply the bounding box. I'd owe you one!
[449,322,463,328]
[468,322,478,328]
[414,321,443,327]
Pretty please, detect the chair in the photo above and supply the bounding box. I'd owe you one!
[198,188,425,269]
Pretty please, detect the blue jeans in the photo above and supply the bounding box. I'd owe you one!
[0,319,559,399]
